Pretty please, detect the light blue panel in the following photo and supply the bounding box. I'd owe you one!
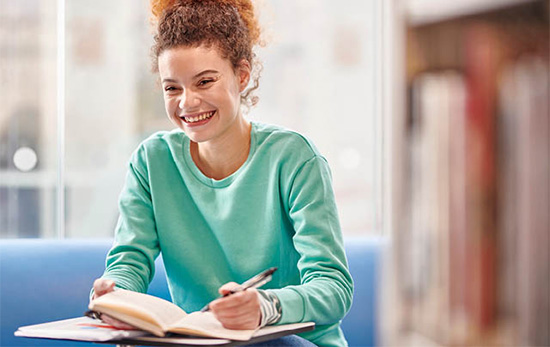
[0,237,385,346]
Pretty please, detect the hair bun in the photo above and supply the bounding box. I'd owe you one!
[150,0,177,20]
[150,0,261,46]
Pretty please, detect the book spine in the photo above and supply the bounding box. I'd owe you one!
[463,23,501,332]
[512,56,550,346]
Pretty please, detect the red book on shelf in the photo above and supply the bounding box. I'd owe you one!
[463,23,502,331]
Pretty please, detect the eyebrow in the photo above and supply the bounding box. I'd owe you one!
[193,69,220,78]
[161,70,220,84]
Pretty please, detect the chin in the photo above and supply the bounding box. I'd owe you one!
[184,129,214,144]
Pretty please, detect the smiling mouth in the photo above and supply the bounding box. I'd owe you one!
[181,110,216,123]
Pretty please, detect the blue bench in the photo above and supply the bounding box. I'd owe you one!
[0,237,387,347]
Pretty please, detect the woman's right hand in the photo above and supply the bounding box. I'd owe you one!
[91,279,137,330]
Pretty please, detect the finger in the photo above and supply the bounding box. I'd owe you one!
[214,304,251,319]
[217,314,260,330]
[92,279,116,299]
[93,279,115,297]
[211,291,261,321]
[214,302,260,322]
[213,305,261,329]
[211,292,247,312]
[218,282,240,296]
[212,290,258,311]
[101,314,137,330]
[216,310,258,328]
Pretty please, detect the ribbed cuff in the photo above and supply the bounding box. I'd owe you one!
[257,290,282,327]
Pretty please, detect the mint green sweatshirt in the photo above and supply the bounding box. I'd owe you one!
[101,122,353,346]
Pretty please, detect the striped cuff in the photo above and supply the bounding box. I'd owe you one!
[257,290,282,327]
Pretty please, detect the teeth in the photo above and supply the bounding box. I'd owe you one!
[184,111,214,123]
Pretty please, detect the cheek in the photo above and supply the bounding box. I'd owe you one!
[164,97,178,115]
[218,85,241,109]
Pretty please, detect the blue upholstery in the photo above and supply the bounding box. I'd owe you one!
[342,237,387,347]
[0,237,386,347]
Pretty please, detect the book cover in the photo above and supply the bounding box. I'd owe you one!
[88,289,257,341]
[15,317,148,342]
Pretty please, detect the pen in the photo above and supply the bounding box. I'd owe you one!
[84,310,102,320]
[200,267,277,312]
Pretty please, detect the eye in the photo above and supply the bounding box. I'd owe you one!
[163,86,182,96]
[197,79,214,87]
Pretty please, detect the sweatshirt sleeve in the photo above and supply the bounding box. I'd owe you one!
[268,155,354,325]
[100,146,160,294]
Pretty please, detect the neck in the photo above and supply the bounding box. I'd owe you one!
[190,118,252,180]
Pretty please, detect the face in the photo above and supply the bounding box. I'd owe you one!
[158,45,250,144]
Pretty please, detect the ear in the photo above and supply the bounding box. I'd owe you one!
[236,59,251,92]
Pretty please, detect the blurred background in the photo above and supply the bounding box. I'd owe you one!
[0,0,384,239]
[0,0,548,346]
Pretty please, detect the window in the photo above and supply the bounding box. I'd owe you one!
[0,0,384,238]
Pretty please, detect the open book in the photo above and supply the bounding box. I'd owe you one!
[89,289,260,341]
[15,316,315,346]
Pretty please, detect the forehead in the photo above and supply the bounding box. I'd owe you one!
[158,45,232,78]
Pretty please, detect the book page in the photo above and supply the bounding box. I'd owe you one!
[15,317,148,342]
[89,289,186,334]
[168,311,256,341]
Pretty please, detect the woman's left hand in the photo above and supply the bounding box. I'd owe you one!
[208,282,261,330]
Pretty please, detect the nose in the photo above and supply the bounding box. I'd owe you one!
[179,89,200,109]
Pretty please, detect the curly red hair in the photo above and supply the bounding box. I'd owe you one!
[150,0,262,108]
[150,0,260,46]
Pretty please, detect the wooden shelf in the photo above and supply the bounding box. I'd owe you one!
[391,0,550,346]
[406,0,540,25]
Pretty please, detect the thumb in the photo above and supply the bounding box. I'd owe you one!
[218,282,240,296]
[93,279,116,299]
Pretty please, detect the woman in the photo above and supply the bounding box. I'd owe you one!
[92,1,353,346]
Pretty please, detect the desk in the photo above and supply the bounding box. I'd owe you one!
[111,323,315,346]
[15,317,314,347]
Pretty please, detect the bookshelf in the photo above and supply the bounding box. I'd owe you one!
[406,0,539,25]
[393,0,549,345]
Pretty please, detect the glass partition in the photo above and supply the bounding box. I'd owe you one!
[0,0,58,238]
[0,0,383,238]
